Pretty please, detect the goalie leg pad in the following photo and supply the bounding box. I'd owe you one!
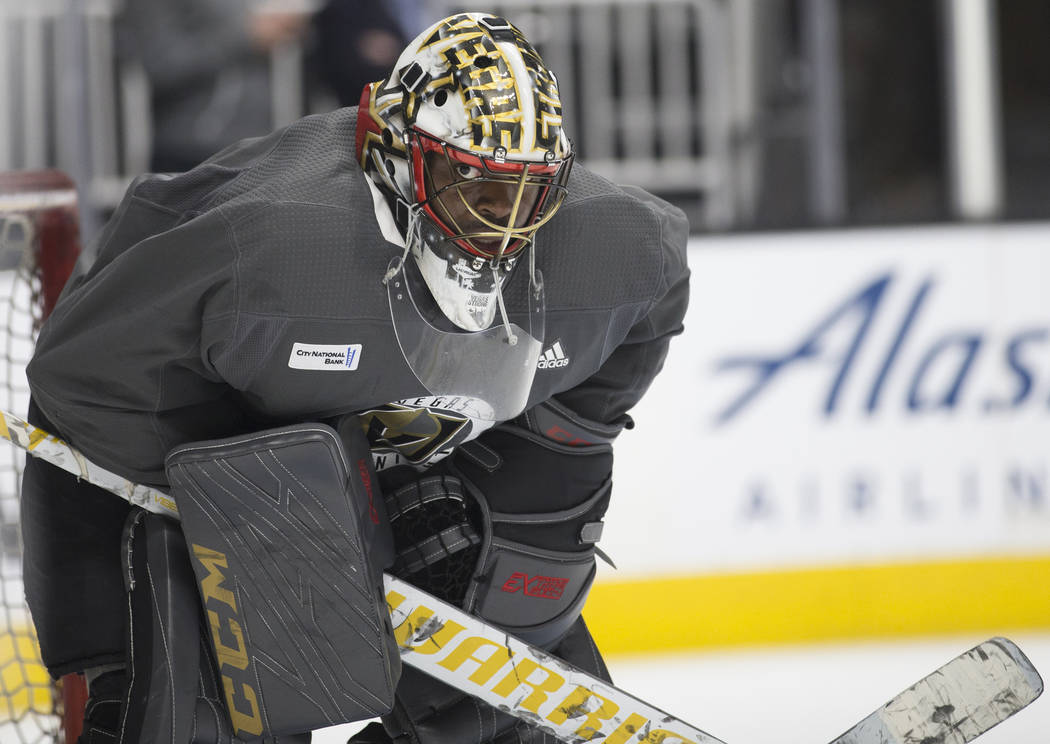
[165,422,400,739]
[116,508,200,744]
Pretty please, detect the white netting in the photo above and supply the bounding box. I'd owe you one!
[0,205,64,744]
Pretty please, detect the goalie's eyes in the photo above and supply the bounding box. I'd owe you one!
[455,164,483,180]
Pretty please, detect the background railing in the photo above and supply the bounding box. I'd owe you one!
[0,0,1019,242]
[0,0,145,241]
[452,0,740,229]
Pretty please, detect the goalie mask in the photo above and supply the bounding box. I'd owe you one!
[357,12,573,333]
[356,13,572,420]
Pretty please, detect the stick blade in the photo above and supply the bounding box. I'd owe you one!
[830,637,1043,744]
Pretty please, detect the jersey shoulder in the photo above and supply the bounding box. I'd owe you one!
[92,108,393,321]
[129,107,366,220]
[539,164,690,309]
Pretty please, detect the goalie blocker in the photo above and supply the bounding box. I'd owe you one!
[163,422,401,740]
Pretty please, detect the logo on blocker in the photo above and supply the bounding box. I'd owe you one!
[537,340,569,370]
[501,571,569,599]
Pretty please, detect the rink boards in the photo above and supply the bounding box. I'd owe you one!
[593,221,1050,654]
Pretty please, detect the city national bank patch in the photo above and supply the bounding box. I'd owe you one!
[288,342,362,370]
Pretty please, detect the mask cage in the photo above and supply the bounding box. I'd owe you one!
[407,128,573,263]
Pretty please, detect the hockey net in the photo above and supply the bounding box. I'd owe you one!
[0,172,82,744]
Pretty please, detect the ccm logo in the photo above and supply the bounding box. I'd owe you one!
[192,544,264,737]
[501,571,569,600]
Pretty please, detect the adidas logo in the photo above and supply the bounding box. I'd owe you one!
[537,340,570,369]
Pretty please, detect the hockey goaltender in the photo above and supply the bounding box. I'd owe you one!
[22,12,689,744]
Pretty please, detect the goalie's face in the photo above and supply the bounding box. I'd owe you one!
[411,129,571,263]
[424,151,540,257]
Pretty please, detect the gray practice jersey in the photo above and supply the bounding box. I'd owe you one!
[27,107,689,487]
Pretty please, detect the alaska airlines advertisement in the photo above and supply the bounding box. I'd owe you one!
[605,223,1050,577]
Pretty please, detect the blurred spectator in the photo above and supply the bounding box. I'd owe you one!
[388,0,431,39]
[750,0,947,229]
[117,0,312,172]
[311,0,412,107]
[998,0,1050,220]
[840,0,945,223]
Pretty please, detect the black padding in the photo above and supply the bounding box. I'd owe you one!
[518,397,626,447]
[455,426,612,552]
[20,399,132,678]
[467,537,597,647]
[78,671,126,743]
[451,421,613,647]
[165,422,400,739]
[119,509,200,744]
[384,475,481,606]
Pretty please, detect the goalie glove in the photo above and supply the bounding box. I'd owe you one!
[359,399,624,744]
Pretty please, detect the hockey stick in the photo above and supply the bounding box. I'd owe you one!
[829,637,1041,744]
[1,410,1042,744]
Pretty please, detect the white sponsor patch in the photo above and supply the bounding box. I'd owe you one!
[288,343,362,370]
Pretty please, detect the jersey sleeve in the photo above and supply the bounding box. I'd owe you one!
[553,185,690,426]
[26,179,243,487]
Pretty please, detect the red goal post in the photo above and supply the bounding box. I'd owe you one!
[0,171,83,744]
